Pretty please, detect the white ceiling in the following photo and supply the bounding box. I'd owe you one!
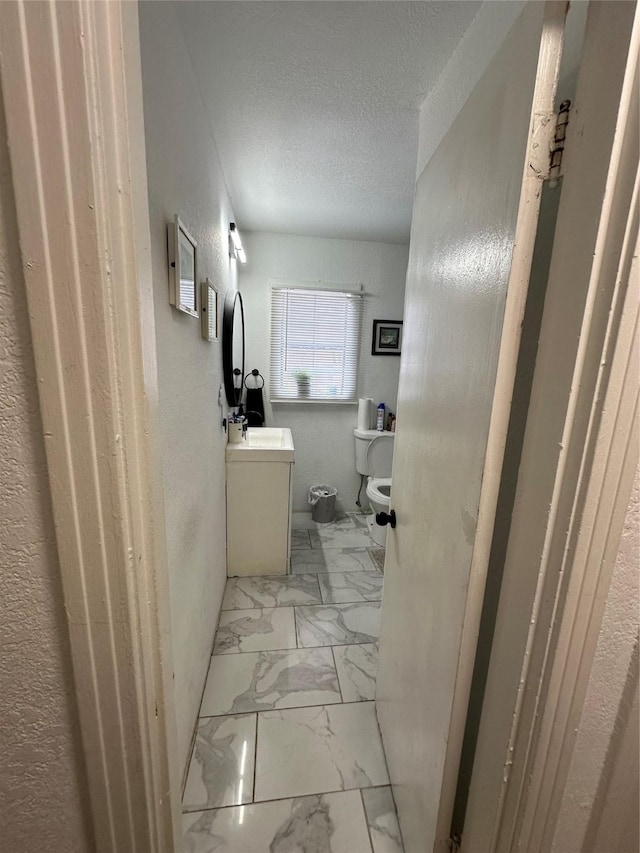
[175,1,481,245]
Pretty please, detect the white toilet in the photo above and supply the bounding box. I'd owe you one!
[353,428,395,547]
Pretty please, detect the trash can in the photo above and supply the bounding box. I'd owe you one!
[309,485,338,524]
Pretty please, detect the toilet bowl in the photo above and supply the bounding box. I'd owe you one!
[366,475,393,547]
[353,429,395,548]
[353,429,395,547]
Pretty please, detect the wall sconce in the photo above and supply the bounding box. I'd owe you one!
[229,222,247,264]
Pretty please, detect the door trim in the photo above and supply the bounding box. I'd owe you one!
[0,2,180,849]
[510,28,639,850]
[463,3,639,849]
[434,3,567,848]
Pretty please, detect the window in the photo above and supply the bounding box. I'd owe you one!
[270,283,364,402]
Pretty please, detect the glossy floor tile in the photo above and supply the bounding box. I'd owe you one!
[221,574,321,610]
[368,546,386,572]
[213,607,297,654]
[333,643,378,702]
[291,511,365,531]
[310,525,374,549]
[183,790,373,853]
[362,787,404,853]
[200,647,342,716]
[183,563,404,851]
[254,702,389,801]
[290,511,345,531]
[291,529,312,549]
[182,715,256,812]
[291,546,376,575]
[318,570,383,603]
[296,602,381,647]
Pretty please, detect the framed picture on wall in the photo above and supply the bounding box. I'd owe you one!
[372,319,403,355]
[167,215,198,318]
[201,278,219,341]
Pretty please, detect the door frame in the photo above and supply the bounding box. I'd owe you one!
[0,1,636,851]
[0,1,180,850]
[463,3,639,850]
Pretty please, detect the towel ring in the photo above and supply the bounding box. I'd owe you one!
[244,369,265,390]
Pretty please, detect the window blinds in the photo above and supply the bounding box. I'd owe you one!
[270,285,363,401]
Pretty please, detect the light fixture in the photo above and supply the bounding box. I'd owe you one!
[229,222,247,264]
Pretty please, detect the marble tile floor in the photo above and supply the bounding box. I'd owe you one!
[291,510,369,531]
[183,541,402,852]
[368,547,386,573]
[291,547,376,575]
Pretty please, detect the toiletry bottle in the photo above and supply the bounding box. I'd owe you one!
[376,402,385,432]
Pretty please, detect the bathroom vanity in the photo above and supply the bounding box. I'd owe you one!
[226,427,294,576]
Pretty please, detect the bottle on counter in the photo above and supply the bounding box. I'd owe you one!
[376,402,385,431]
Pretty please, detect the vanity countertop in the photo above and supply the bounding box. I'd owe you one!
[226,427,294,462]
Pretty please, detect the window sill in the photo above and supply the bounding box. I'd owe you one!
[270,398,357,405]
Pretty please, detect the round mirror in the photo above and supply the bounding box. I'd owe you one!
[222,289,245,408]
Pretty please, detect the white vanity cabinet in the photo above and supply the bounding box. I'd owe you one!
[226,428,294,576]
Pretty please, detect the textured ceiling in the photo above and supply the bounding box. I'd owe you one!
[174,1,480,244]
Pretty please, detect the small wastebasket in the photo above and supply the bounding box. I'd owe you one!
[309,485,338,524]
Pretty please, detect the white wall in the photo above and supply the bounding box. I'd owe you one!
[0,94,93,850]
[240,232,408,511]
[552,466,640,853]
[139,3,237,775]
[416,0,526,178]
[416,0,588,181]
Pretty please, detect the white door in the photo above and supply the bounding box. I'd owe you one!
[376,4,566,851]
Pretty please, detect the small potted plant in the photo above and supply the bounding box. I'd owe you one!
[293,370,311,398]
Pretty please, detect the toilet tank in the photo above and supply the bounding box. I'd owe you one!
[354,428,379,474]
[354,428,394,475]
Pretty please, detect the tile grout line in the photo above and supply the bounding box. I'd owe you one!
[213,638,374,655]
[372,699,406,852]
[181,573,230,802]
[330,644,345,704]
[312,572,322,606]
[221,571,379,611]
[184,782,393,816]
[360,787,376,853]
[198,698,375,722]
[252,711,259,804]
[387,783,406,853]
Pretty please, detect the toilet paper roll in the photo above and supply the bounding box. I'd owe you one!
[357,398,374,430]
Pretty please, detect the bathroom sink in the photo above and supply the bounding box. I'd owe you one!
[226,427,295,462]
[246,428,292,448]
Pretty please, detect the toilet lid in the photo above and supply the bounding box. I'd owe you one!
[366,435,394,478]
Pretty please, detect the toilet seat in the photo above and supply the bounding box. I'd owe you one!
[366,435,394,478]
[366,476,392,505]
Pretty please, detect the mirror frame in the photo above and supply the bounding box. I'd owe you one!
[222,289,245,408]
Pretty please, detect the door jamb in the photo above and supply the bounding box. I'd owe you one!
[0,1,180,849]
[433,3,568,847]
[462,4,639,849]
[508,40,639,851]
